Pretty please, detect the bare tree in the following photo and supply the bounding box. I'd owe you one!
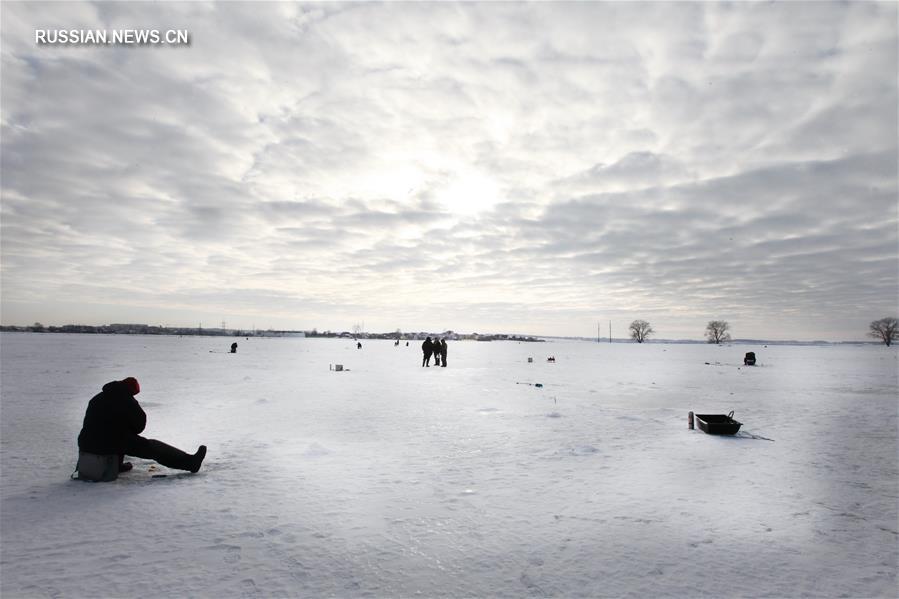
[705,320,731,344]
[629,320,654,343]
[869,317,898,347]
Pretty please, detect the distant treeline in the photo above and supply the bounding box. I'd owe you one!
[0,323,544,342]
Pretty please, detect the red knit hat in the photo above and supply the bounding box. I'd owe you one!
[122,377,140,395]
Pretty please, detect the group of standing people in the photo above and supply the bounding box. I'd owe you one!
[422,337,448,367]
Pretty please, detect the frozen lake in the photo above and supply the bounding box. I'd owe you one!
[1,333,896,597]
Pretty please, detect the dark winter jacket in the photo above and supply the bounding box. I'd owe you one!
[77,380,147,454]
[422,339,433,356]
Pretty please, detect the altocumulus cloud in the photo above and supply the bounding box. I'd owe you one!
[1,1,896,340]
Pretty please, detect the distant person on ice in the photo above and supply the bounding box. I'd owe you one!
[439,338,448,367]
[422,337,433,367]
[230,342,238,353]
[76,377,206,480]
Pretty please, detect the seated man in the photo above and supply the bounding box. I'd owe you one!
[76,377,206,481]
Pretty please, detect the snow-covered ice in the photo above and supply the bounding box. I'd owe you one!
[1,333,896,597]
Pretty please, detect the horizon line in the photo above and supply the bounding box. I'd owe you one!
[0,323,880,346]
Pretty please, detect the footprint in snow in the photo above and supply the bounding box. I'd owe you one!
[240,578,259,598]
[208,543,242,563]
[224,546,242,564]
[569,445,598,456]
[303,443,331,458]
[520,571,546,595]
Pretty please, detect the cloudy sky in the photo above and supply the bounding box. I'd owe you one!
[1,1,896,340]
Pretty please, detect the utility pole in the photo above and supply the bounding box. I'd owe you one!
[609,320,612,343]
[597,321,600,343]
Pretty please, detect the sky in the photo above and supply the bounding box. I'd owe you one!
[1,1,897,341]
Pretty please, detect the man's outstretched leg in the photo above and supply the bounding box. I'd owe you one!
[126,436,206,473]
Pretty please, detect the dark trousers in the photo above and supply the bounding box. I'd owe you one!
[122,436,198,471]
[423,352,431,366]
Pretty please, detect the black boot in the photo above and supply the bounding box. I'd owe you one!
[118,454,133,473]
[190,445,207,473]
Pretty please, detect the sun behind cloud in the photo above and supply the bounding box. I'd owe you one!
[437,167,503,217]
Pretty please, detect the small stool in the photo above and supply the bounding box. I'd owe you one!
[75,452,119,482]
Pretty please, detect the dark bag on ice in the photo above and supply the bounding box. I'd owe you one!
[75,451,119,482]
[744,352,756,366]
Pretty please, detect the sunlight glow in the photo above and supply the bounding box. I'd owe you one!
[438,169,502,216]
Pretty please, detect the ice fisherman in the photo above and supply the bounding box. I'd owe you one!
[439,338,448,367]
[230,342,238,353]
[76,377,206,480]
[422,337,434,367]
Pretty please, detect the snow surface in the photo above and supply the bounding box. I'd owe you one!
[1,333,897,598]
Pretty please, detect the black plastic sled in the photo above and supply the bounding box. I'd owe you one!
[695,411,742,435]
